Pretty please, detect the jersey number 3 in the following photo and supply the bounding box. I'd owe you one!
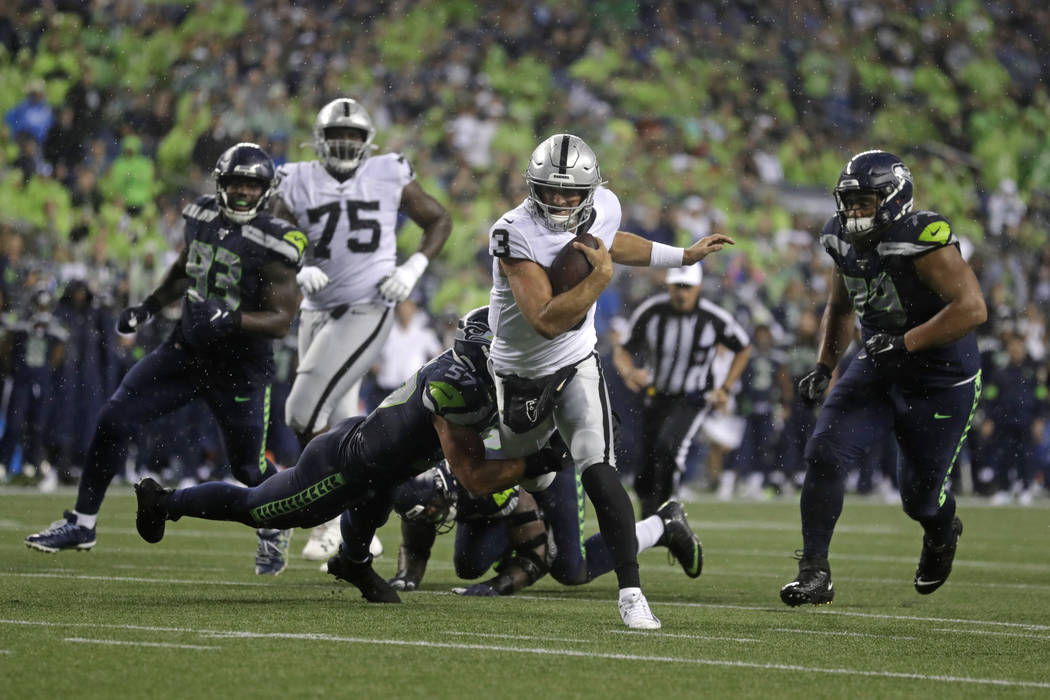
[307,200,380,258]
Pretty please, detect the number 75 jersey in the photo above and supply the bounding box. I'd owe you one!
[276,154,415,309]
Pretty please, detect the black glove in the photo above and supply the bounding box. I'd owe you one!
[798,363,832,405]
[454,574,515,597]
[184,297,241,347]
[864,333,907,361]
[116,296,161,334]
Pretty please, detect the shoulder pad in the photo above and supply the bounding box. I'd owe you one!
[183,196,219,222]
[241,216,307,266]
[877,211,954,258]
[818,215,849,259]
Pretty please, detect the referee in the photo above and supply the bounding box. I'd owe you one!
[613,265,751,516]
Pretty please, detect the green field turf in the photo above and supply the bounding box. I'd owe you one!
[1,487,1048,699]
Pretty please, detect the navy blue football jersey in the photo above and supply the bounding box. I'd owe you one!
[340,349,498,482]
[455,482,519,521]
[175,196,306,383]
[819,210,980,386]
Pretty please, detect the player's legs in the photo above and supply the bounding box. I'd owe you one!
[635,398,708,517]
[453,519,511,579]
[206,383,278,487]
[285,304,392,439]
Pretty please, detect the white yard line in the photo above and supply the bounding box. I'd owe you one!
[443,631,588,643]
[771,628,916,640]
[931,628,1050,640]
[1,619,1046,690]
[609,630,759,642]
[64,637,218,650]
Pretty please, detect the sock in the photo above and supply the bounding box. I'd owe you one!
[635,515,664,553]
[581,463,640,589]
[618,586,642,602]
[73,511,97,529]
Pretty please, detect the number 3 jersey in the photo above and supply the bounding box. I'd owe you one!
[276,155,415,310]
[487,186,621,378]
[819,210,979,387]
[178,195,305,384]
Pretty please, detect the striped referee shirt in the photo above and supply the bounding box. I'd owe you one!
[622,294,750,397]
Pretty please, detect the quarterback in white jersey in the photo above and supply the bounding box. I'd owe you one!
[485,133,733,630]
[274,98,450,561]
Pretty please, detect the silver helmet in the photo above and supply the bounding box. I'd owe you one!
[524,133,606,232]
[312,98,376,173]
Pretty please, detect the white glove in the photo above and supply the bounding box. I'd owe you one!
[296,266,331,296]
[378,252,428,303]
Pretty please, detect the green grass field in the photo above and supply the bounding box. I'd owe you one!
[1,487,1048,699]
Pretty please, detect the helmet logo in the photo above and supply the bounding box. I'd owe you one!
[892,163,912,184]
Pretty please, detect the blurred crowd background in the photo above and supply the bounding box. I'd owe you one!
[0,0,1047,504]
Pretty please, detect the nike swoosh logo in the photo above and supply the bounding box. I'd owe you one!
[234,396,251,403]
[686,547,700,577]
[915,577,944,587]
[934,413,952,419]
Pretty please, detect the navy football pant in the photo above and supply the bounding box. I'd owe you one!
[800,356,981,558]
[76,341,276,515]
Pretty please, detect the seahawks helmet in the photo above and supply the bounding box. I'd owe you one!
[312,97,376,174]
[393,463,459,534]
[452,305,493,376]
[213,143,276,225]
[524,134,607,232]
[833,150,914,243]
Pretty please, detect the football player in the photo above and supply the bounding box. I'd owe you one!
[26,143,305,576]
[132,308,560,603]
[486,133,732,629]
[388,460,703,596]
[272,97,451,562]
[781,150,987,606]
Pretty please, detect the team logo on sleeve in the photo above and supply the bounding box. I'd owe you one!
[283,230,308,257]
[428,381,466,411]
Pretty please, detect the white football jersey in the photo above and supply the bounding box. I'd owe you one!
[487,186,621,377]
[276,155,414,309]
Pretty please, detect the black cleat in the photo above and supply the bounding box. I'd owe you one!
[135,477,172,544]
[914,516,963,595]
[327,551,401,603]
[656,500,703,578]
[781,556,834,606]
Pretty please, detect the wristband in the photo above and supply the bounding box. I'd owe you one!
[650,242,685,268]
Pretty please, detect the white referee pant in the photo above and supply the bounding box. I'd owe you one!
[285,302,393,436]
[492,353,617,487]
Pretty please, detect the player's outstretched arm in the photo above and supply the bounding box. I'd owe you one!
[239,260,301,339]
[608,230,735,266]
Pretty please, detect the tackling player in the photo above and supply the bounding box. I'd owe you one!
[780,150,987,606]
[272,97,451,561]
[486,133,732,629]
[26,143,305,575]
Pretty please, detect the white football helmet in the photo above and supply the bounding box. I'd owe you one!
[524,133,606,232]
[312,98,376,174]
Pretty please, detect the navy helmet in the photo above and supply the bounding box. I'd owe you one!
[833,150,914,243]
[213,142,277,224]
[452,305,493,377]
[393,463,459,534]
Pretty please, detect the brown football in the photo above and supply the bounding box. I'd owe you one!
[548,232,599,295]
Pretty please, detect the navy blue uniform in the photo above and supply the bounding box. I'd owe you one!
[75,197,305,515]
[802,211,982,556]
[164,349,498,560]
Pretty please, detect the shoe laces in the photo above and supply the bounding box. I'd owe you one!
[257,530,290,561]
[41,511,80,535]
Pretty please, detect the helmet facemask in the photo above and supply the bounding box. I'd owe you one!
[217,175,270,224]
[452,306,493,379]
[312,98,376,174]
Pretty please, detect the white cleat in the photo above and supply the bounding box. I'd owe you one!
[619,590,662,630]
[369,533,383,558]
[301,517,342,561]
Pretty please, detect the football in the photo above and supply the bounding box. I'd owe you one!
[547,232,599,295]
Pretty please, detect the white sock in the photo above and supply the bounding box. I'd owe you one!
[73,511,97,529]
[619,586,642,602]
[635,515,664,553]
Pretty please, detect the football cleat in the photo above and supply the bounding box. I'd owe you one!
[780,556,834,606]
[656,499,703,578]
[134,477,172,544]
[327,550,401,603]
[25,511,96,553]
[255,528,292,576]
[301,517,342,561]
[914,516,963,595]
[618,590,661,630]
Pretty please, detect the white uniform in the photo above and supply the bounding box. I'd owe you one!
[277,155,414,434]
[486,187,622,471]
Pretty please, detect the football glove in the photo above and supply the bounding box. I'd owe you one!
[378,252,428,303]
[183,295,240,346]
[116,296,161,335]
[798,363,832,405]
[864,332,907,359]
[296,265,330,296]
[452,574,515,597]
